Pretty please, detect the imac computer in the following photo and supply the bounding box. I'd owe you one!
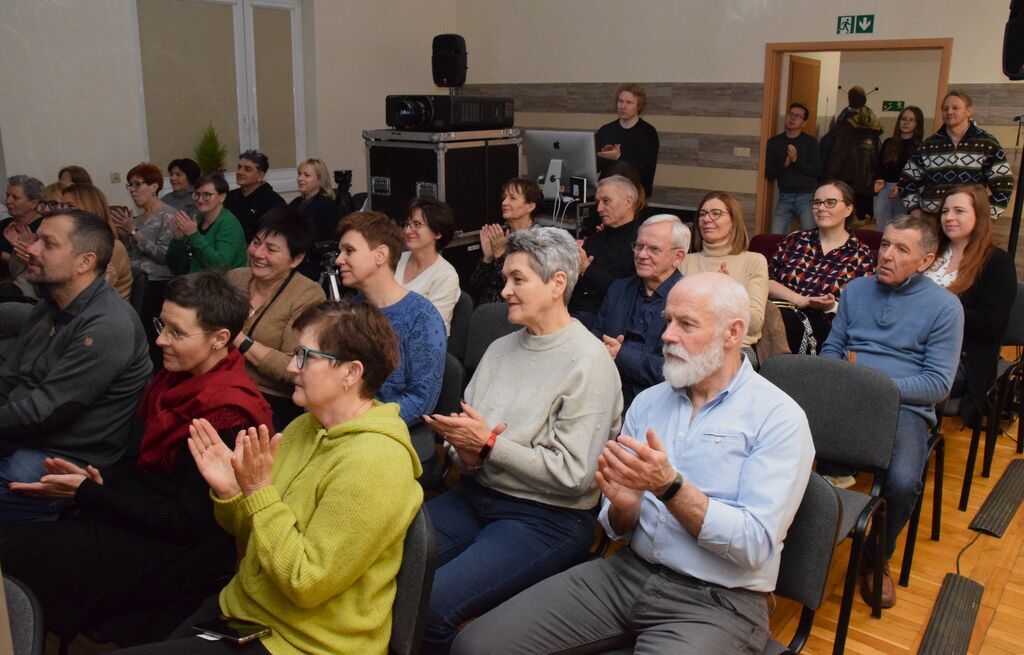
[522,129,599,201]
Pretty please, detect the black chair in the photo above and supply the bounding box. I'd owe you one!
[760,355,899,655]
[390,506,437,655]
[463,302,517,379]
[447,291,474,364]
[4,574,44,655]
[129,265,148,317]
[410,353,465,490]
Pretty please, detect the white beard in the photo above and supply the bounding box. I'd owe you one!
[662,340,725,389]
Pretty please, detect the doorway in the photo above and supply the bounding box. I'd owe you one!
[787,55,821,136]
[756,38,954,233]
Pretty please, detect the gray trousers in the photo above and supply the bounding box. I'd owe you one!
[451,548,769,655]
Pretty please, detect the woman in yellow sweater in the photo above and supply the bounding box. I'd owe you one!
[118,300,423,655]
[680,191,769,362]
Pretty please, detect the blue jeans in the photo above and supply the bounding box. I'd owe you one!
[881,407,930,560]
[0,448,71,520]
[771,192,814,235]
[873,182,905,231]
[423,479,596,654]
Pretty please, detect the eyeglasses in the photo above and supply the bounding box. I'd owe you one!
[811,198,842,209]
[191,191,217,201]
[403,219,426,231]
[697,209,729,221]
[786,111,807,120]
[152,317,215,342]
[38,200,69,213]
[631,241,677,256]
[292,345,344,370]
[125,181,147,191]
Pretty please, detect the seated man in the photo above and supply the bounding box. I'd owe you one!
[224,150,285,242]
[593,213,688,409]
[453,272,815,654]
[0,209,152,520]
[820,214,963,608]
[568,175,641,329]
[335,211,445,425]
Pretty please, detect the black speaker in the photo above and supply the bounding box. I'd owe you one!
[432,34,467,87]
[1005,0,1024,80]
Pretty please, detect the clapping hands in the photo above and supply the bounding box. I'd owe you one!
[188,418,282,499]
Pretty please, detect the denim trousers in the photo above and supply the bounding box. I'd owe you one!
[422,479,596,654]
[0,448,71,520]
[880,407,930,560]
[771,192,814,235]
[873,183,905,231]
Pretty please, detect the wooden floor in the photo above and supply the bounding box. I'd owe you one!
[50,402,1024,655]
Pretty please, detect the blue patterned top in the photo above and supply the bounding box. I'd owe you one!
[376,290,446,425]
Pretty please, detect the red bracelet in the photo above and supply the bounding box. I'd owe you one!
[478,431,498,461]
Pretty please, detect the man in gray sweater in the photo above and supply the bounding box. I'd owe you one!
[0,210,151,520]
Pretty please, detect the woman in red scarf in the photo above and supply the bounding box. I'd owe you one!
[0,272,272,646]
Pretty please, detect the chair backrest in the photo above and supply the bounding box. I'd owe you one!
[129,266,148,317]
[760,354,899,470]
[775,473,843,610]
[3,575,44,655]
[749,233,784,261]
[447,291,474,363]
[436,352,465,416]
[464,302,518,374]
[853,228,882,253]
[756,300,791,366]
[389,506,437,655]
[1001,282,1024,347]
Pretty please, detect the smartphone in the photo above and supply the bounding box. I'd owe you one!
[192,616,271,644]
[110,205,130,215]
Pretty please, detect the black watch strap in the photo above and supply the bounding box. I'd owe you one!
[239,336,254,354]
[657,470,684,502]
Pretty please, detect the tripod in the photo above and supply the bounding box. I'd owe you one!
[318,256,342,301]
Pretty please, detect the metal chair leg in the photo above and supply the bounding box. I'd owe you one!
[960,424,982,511]
[932,438,944,541]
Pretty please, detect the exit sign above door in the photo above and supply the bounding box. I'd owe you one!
[837,15,875,34]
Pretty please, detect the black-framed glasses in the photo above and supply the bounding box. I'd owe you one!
[191,191,217,201]
[811,198,842,209]
[403,219,427,231]
[292,345,344,370]
[125,181,146,191]
[152,316,215,342]
[697,209,729,221]
[786,111,807,120]
[38,200,69,213]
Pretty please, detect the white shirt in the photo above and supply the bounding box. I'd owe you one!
[395,251,461,334]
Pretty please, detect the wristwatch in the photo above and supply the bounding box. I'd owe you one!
[657,470,685,502]
[238,336,254,354]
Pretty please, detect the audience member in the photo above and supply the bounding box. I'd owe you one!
[766,102,821,234]
[227,206,325,429]
[768,181,875,354]
[162,158,201,215]
[900,90,1015,218]
[452,272,815,654]
[62,183,134,301]
[57,165,92,189]
[117,300,423,655]
[0,272,272,645]
[2,175,44,273]
[336,211,445,425]
[224,150,285,241]
[167,174,247,274]
[114,163,176,285]
[0,210,151,520]
[593,214,688,409]
[926,185,1018,427]
[821,214,963,608]
[681,191,768,360]
[395,198,460,333]
[422,227,624,653]
[568,175,640,329]
[873,106,923,230]
[595,84,659,197]
[1,182,63,300]
[470,177,542,305]
[823,86,883,219]
[291,158,342,281]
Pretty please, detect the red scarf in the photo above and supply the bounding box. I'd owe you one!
[137,349,274,474]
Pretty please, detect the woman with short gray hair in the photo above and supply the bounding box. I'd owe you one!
[2,175,45,273]
[421,227,624,652]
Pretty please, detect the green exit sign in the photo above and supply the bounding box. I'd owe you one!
[882,100,905,112]
[837,14,875,34]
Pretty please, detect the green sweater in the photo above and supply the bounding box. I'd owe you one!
[213,402,423,655]
[167,207,248,273]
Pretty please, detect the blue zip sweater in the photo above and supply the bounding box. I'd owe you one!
[820,273,963,425]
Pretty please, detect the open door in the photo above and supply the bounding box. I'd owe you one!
[787,55,821,136]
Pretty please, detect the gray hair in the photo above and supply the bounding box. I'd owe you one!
[7,175,44,201]
[888,214,939,255]
[642,213,691,251]
[681,272,750,331]
[506,227,580,303]
[596,174,638,205]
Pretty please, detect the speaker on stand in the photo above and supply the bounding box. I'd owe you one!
[1003,0,1023,259]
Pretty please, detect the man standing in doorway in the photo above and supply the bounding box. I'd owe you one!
[766,103,821,234]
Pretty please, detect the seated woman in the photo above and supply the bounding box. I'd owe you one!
[0,272,272,646]
[118,300,423,655]
[469,177,543,305]
[227,205,326,429]
[115,163,177,281]
[1,175,44,276]
[768,180,875,354]
[926,184,1017,427]
[57,165,92,189]
[291,157,341,280]
[167,174,247,274]
[162,158,200,215]
[63,183,134,300]
[680,191,768,362]
[336,211,446,426]
[421,227,624,653]
[395,198,460,333]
